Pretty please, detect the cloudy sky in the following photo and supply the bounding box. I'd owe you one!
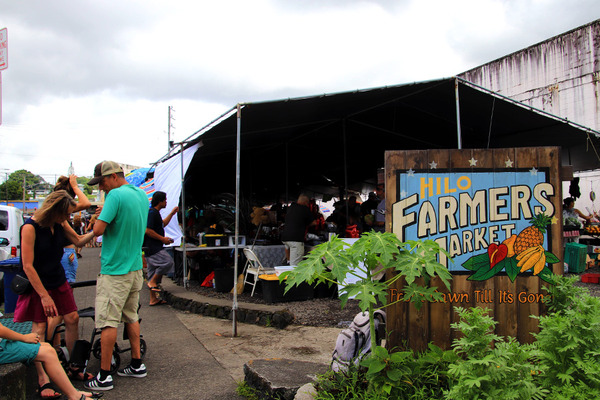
[0,0,598,183]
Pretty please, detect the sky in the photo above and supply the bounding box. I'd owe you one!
[0,0,598,184]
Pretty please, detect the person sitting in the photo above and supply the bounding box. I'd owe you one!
[0,321,102,400]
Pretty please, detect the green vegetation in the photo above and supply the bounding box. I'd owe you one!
[280,232,452,355]
[281,233,600,399]
[0,170,94,201]
[235,381,262,400]
[0,169,49,201]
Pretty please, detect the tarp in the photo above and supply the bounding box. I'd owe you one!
[139,178,155,202]
[163,77,600,207]
[154,143,201,246]
[125,168,153,188]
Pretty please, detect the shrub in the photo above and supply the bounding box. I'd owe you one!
[446,307,546,400]
[534,276,600,396]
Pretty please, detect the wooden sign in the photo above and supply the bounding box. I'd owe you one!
[384,147,563,351]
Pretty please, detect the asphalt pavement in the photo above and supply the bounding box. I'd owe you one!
[25,246,339,400]
[26,246,244,400]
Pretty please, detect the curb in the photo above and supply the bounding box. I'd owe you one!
[0,362,26,400]
[163,290,295,329]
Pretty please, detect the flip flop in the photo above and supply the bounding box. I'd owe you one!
[148,286,162,292]
[79,393,104,399]
[37,383,62,399]
[68,367,94,381]
[149,300,167,306]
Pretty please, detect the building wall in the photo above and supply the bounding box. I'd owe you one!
[459,20,600,132]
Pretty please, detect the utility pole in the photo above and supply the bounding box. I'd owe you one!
[22,175,26,213]
[167,106,175,157]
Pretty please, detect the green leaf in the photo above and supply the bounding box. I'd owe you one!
[537,266,556,284]
[505,257,520,282]
[386,368,403,382]
[341,280,387,311]
[468,258,506,281]
[545,251,560,264]
[462,253,490,271]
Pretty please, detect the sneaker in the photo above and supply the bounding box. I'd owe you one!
[84,373,113,391]
[117,363,147,378]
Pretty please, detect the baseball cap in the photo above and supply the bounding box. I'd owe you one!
[87,161,123,185]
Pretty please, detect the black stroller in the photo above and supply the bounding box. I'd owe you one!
[48,280,147,375]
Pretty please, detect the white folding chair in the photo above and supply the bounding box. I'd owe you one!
[243,247,270,296]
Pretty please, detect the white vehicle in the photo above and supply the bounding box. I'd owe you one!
[0,205,24,259]
[0,205,24,306]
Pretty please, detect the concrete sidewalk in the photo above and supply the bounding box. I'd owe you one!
[26,246,339,399]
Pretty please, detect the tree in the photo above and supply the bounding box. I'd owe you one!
[76,176,94,195]
[0,180,23,201]
[0,170,49,201]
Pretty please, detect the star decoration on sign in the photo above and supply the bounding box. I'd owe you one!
[429,160,438,169]
[469,157,478,166]
[530,167,538,175]
[400,190,408,198]
[505,158,513,168]
[407,168,415,177]
[551,216,558,225]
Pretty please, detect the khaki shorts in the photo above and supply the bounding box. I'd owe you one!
[95,269,143,329]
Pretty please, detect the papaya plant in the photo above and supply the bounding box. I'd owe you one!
[280,231,453,357]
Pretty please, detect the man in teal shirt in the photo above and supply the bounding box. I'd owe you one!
[84,161,149,391]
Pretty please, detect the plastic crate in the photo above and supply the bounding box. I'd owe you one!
[259,278,314,304]
[581,273,600,283]
[565,242,587,273]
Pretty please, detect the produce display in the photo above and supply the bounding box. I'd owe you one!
[585,224,600,235]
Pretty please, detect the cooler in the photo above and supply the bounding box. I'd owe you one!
[565,242,587,273]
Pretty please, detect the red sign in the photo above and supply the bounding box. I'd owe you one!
[0,28,7,71]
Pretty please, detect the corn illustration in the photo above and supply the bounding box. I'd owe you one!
[514,213,552,255]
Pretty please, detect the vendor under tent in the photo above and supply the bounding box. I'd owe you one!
[151,76,600,335]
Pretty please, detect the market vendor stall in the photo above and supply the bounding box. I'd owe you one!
[173,244,286,286]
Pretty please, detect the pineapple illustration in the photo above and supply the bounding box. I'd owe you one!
[514,213,552,255]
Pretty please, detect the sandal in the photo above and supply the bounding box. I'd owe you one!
[37,383,62,399]
[79,393,104,399]
[148,286,162,292]
[149,299,167,306]
[68,366,94,381]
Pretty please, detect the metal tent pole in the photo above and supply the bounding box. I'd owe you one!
[233,103,242,337]
[181,143,188,289]
[455,78,463,149]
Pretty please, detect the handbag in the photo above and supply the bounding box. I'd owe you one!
[10,274,31,295]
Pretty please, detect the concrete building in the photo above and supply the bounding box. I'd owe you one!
[459,19,600,134]
[459,19,600,212]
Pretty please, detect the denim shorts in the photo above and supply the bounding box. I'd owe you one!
[61,247,79,283]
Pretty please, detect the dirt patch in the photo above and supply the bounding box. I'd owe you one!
[186,282,362,328]
[184,269,600,329]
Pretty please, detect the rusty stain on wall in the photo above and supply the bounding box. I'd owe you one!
[459,20,600,132]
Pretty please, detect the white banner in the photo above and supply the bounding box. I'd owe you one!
[154,143,200,246]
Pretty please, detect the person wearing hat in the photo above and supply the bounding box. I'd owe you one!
[84,161,150,391]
